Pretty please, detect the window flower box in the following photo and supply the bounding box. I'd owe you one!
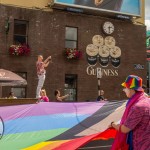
[65,48,82,60]
[9,44,30,56]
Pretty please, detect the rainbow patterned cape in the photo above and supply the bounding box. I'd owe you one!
[0,100,126,150]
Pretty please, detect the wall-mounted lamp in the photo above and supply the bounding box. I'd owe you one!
[5,17,10,35]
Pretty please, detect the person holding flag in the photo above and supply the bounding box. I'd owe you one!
[109,75,150,150]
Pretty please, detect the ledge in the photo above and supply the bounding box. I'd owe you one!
[0,98,38,106]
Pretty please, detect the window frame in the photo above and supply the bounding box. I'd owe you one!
[65,26,78,49]
[11,72,27,98]
[64,74,78,102]
[13,19,29,45]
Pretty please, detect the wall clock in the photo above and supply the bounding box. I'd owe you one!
[105,36,116,48]
[86,44,99,56]
[102,21,115,35]
[110,46,121,58]
[99,45,110,57]
[92,35,104,46]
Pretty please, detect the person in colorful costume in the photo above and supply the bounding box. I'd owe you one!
[110,75,150,150]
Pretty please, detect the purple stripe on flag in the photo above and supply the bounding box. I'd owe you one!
[0,102,106,121]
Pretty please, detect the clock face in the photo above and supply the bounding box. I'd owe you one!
[99,45,110,57]
[110,46,121,58]
[92,35,104,46]
[102,21,114,35]
[105,36,116,48]
[86,44,99,56]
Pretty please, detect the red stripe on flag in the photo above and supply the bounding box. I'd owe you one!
[52,128,117,150]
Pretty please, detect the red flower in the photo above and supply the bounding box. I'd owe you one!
[65,48,82,59]
[9,44,30,56]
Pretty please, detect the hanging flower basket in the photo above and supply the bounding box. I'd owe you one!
[9,44,30,56]
[65,48,82,60]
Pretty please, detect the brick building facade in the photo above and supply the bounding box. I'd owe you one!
[0,4,147,101]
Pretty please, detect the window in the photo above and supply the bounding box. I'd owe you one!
[64,74,77,101]
[65,27,78,48]
[147,54,150,59]
[11,72,27,98]
[14,20,28,44]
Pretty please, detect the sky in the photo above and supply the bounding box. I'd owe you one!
[145,0,150,30]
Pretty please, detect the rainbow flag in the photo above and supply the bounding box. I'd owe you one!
[0,101,126,150]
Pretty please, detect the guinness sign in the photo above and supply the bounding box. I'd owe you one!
[86,65,118,76]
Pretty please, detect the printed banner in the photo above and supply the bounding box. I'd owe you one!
[54,0,141,16]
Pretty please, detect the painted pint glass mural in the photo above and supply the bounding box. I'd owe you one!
[86,35,121,68]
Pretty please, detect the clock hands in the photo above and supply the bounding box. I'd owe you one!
[103,21,114,35]
[108,26,113,34]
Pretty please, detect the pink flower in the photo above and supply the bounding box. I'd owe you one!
[65,48,82,59]
[9,44,30,56]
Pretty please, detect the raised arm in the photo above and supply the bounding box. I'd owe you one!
[56,94,69,102]
[44,56,51,67]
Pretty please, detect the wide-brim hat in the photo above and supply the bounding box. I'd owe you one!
[121,75,144,92]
